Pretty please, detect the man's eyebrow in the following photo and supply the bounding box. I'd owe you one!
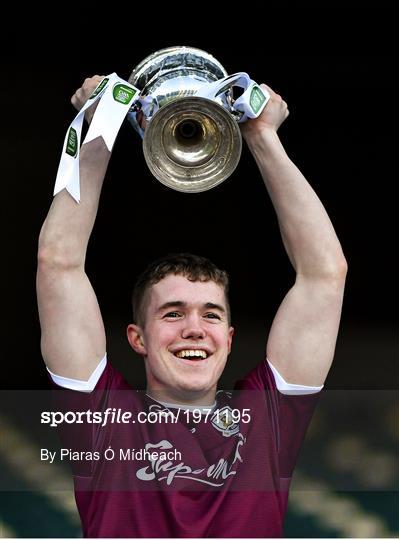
[204,302,226,313]
[157,301,226,313]
[157,301,186,312]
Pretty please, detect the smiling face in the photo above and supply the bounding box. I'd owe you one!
[127,274,234,406]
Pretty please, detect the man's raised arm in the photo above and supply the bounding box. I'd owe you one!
[242,84,347,387]
[37,76,110,380]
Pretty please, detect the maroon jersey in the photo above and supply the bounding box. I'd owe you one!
[52,361,319,538]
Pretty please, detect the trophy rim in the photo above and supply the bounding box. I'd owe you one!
[129,45,228,91]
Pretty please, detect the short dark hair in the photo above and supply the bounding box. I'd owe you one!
[132,253,230,327]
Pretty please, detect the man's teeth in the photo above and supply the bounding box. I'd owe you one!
[175,350,208,359]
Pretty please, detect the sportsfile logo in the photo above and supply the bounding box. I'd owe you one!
[41,408,176,427]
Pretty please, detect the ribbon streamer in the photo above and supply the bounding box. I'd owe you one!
[195,72,270,122]
[54,73,140,202]
[54,72,267,201]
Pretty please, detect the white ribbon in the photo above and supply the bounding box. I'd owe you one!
[195,72,270,122]
[54,71,268,201]
[54,73,140,202]
[133,72,270,140]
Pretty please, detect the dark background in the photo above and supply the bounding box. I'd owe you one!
[2,10,397,391]
[1,9,398,537]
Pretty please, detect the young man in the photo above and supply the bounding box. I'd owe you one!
[37,76,347,537]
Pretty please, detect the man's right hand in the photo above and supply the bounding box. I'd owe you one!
[71,75,105,124]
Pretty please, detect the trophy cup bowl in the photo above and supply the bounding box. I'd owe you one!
[127,46,242,193]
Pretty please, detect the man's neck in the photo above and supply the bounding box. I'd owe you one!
[146,393,217,412]
[146,386,217,407]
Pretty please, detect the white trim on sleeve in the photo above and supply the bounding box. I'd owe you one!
[267,359,323,395]
[47,354,107,392]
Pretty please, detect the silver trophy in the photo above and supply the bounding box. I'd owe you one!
[127,46,243,193]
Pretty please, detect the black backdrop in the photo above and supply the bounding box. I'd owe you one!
[1,9,398,538]
[2,10,398,391]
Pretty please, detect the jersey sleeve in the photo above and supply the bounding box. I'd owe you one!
[235,359,321,480]
[48,357,132,477]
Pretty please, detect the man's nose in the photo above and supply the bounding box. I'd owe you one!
[181,315,206,339]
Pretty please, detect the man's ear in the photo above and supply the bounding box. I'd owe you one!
[227,326,235,354]
[127,324,147,356]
